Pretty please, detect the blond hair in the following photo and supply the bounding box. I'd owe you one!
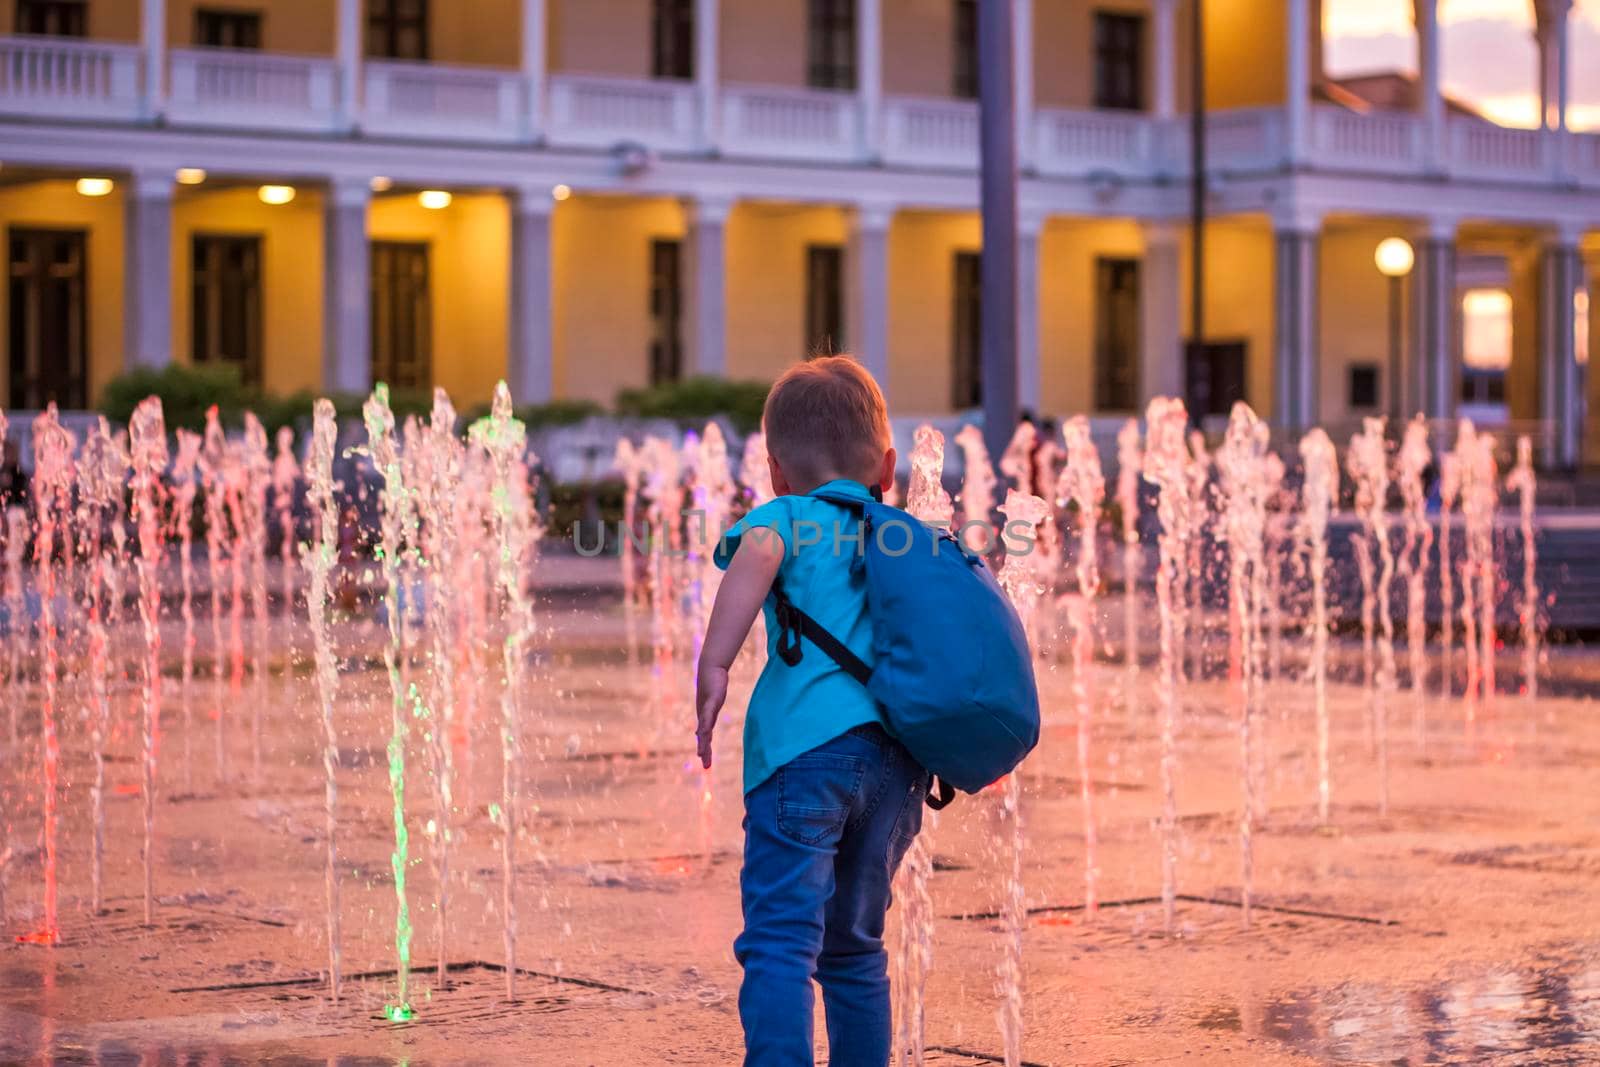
[762,356,891,489]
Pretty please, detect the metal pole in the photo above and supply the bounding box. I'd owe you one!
[979,0,1019,462]
[1389,274,1402,423]
[1189,0,1206,399]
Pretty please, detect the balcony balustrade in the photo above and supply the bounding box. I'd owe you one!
[0,34,140,121]
[363,59,524,142]
[882,95,978,168]
[720,84,861,163]
[545,74,699,152]
[167,47,338,132]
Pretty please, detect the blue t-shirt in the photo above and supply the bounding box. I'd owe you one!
[714,478,884,793]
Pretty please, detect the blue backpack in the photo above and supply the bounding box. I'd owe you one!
[771,487,1041,808]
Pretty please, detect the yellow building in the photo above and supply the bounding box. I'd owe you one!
[0,0,1597,462]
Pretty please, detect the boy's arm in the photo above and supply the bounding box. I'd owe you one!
[696,526,785,769]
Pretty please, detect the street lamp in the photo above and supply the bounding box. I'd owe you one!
[1375,237,1415,423]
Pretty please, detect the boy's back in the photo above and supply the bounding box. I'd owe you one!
[696,357,929,1066]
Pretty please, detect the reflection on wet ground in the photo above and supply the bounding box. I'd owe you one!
[1264,953,1600,1062]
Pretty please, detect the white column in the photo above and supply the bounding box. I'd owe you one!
[857,0,882,159]
[1533,0,1572,131]
[140,0,166,119]
[1272,215,1320,432]
[1286,0,1311,165]
[510,186,554,403]
[336,0,362,130]
[1016,207,1043,412]
[1014,0,1034,170]
[124,170,173,370]
[848,203,893,394]
[1152,0,1177,120]
[1413,0,1444,170]
[1411,219,1457,426]
[1540,230,1582,467]
[688,197,730,376]
[1140,222,1183,404]
[521,0,547,140]
[1586,253,1599,468]
[695,0,720,151]
[323,178,371,394]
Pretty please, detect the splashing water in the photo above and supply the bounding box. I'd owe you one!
[364,385,416,1012]
[28,406,75,945]
[1397,417,1432,745]
[1218,402,1270,925]
[172,431,203,793]
[1298,429,1338,825]
[955,425,996,551]
[130,399,169,924]
[239,416,270,785]
[1142,397,1191,935]
[1058,416,1103,919]
[1506,436,1538,701]
[200,407,231,781]
[1456,422,1499,717]
[1115,419,1142,712]
[473,382,543,1001]
[75,419,120,914]
[1347,417,1394,817]
[995,488,1047,1067]
[304,399,345,1002]
[1438,451,1460,701]
[738,430,775,507]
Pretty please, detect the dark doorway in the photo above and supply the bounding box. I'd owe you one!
[195,8,263,48]
[651,0,694,79]
[1094,256,1140,411]
[1184,339,1246,418]
[951,250,982,409]
[15,0,86,36]
[8,227,88,409]
[649,238,684,385]
[369,241,431,390]
[367,0,428,60]
[192,234,263,387]
[804,244,844,356]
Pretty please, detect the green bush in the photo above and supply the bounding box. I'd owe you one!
[614,376,769,432]
[101,363,253,432]
[516,398,604,429]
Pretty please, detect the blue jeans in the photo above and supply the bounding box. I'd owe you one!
[735,724,929,1066]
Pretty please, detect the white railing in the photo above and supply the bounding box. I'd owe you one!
[0,34,140,120]
[1205,107,1284,172]
[1567,131,1600,181]
[1310,106,1422,173]
[1447,116,1549,180]
[882,96,978,168]
[363,59,523,142]
[1032,107,1163,176]
[720,84,861,162]
[168,47,338,132]
[545,73,699,151]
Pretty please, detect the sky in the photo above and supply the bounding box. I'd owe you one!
[1323,0,1600,129]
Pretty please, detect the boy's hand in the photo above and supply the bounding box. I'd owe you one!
[696,665,728,769]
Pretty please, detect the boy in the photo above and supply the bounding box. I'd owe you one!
[696,356,929,1066]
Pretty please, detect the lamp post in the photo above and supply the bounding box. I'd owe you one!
[1375,237,1415,424]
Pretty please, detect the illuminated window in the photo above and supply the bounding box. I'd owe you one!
[1461,288,1510,405]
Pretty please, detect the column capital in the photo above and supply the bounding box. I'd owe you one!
[688,195,734,226]
[1421,217,1458,242]
[1141,219,1182,247]
[1017,204,1048,237]
[852,201,896,232]
[127,169,174,200]
[1546,221,1585,249]
[1270,205,1322,236]
[327,176,372,209]
[1532,0,1572,31]
[510,184,557,216]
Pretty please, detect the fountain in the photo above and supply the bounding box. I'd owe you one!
[1057,415,1103,919]
[1506,436,1538,700]
[1115,419,1142,709]
[1298,429,1337,825]
[1347,417,1394,817]
[1397,418,1432,743]
[130,398,169,924]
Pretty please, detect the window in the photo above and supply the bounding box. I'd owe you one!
[808,0,856,90]
[367,0,427,60]
[370,242,431,389]
[1461,288,1510,406]
[804,245,845,356]
[1094,11,1145,111]
[192,235,263,387]
[649,239,684,385]
[952,0,978,99]
[8,228,88,409]
[195,8,262,48]
[15,0,85,35]
[952,251,982,409]
[1094,257,1140,411]
[1347,364,1380,409]
[652,0,694,80]
[1184,340,1246,417]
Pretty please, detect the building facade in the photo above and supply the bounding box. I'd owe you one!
[0,0,1597,462]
